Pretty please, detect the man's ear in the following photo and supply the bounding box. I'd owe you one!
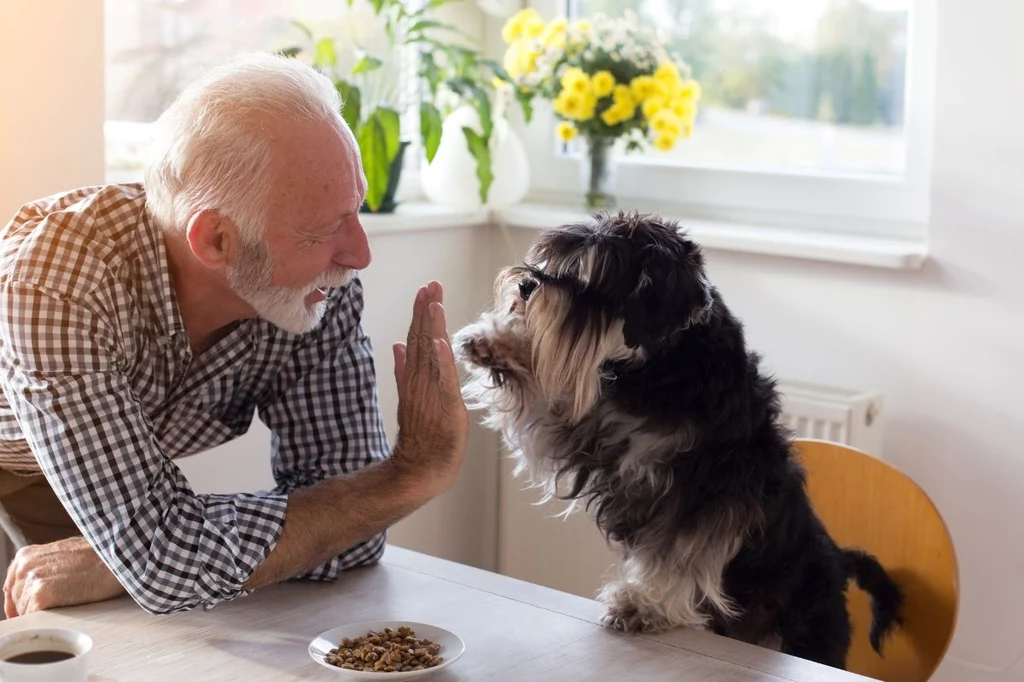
[185,209,237,270]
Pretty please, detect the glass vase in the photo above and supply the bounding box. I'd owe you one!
[580,136,617,211]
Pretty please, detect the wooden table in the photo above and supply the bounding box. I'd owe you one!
[0,545,877,681]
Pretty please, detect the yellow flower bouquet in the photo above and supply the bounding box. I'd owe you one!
[501,9,701,209]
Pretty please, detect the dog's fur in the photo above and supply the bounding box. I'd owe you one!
[453,211,904,669]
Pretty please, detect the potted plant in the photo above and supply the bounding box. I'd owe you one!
[282,0,521,212]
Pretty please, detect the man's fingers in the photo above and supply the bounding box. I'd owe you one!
[428,301,449,341]
[435,338,463,401]
[4,589,16,619]
[419,282,442,337]
[4,554,21,618]
[393,343,407,388]
[406,286,427,354]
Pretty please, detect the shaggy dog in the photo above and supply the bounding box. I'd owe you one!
[453,211,903,669]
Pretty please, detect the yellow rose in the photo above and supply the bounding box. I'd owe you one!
[679,79,702,101]
[557,121,578,142]
[502,44,521,78]
[561,67,587,90]
[654,61,682,85]
[541,17,568,49]
[553,92,573,117]
[570,76,591,95]
[523,15,546,39]
[520,49,540,75]
[502,8,541,44]
[612,84,635,106]
[670,98,695,121]
[653,134,676,151]
[629,75,657,102]
[592,71,615,98]
[578,92,597,121]
[556,91,585,120]
[651,109,682,136]
[642,96,666,120]
[600,104,624,126]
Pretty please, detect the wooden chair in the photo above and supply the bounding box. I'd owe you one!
[792,438,959,682]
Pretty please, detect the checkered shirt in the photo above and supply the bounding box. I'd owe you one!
[0,184,390,614]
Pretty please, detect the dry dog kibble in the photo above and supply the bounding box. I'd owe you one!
[324,626,444,673]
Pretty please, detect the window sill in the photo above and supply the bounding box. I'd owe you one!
[362,201,927,270]
[495,202,928,271]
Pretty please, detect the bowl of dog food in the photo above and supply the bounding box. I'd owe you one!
[308,621,465,680]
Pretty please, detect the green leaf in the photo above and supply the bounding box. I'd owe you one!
[335,81,362,134]
[420,103,443,163]
[462,127,493,205]
[419,52,443,98]
[276,46,303,59]
[374,107,402,163]
[352,54,383,75]
[515,89,534,124]
[291,19,313,40]
[429,0,455,8]
[370,0,385,13]
[408,19,453,35]
[479,59,512,84]
[358,116,390,212]
[314,38,337,68]
[445,77,492,138]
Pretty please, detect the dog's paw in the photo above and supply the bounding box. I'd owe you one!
[453,331,498,368]
[602,603,645,633]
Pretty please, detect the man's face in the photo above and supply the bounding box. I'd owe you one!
[227,119,371,334]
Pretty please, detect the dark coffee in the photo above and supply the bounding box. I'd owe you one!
[4,649,75,664]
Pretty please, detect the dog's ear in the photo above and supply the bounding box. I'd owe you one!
[622,241,714,348]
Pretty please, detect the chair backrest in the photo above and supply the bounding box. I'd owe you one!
[792,438,959,682]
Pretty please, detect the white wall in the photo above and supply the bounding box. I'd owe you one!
[0,0,105,220]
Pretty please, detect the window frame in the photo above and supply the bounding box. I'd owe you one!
[513,0,937,240]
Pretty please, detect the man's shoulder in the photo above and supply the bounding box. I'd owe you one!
[0,184,150,296]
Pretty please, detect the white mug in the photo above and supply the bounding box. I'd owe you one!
[0,628,92,682]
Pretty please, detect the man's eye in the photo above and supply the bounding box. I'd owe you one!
[518,278,538,301]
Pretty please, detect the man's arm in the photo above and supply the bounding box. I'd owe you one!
[1,280,466,614]
[245,280,466,589]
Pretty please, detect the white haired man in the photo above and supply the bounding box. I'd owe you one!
[0,52,468,617]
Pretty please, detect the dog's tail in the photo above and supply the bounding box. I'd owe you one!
[841,548,905,654]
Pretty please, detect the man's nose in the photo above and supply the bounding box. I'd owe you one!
[334,220,371,271]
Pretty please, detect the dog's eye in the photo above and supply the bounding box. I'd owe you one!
[518,278,538,301]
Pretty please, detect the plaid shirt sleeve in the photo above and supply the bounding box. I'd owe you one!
[0,278,291,615]
[256,277,391,580]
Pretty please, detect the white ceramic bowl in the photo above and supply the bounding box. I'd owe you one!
[309,621,465,680]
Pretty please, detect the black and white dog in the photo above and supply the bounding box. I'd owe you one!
[453,211,903,669]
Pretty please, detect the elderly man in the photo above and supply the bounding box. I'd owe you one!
[0,52,468,617]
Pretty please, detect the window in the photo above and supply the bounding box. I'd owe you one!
[521,0,935,236]
[103,0,422,185]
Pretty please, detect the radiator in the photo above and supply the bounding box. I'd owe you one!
[777,380,884,458]
[496,380,886,599]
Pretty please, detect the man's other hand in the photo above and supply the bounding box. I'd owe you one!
[4,536,126,617]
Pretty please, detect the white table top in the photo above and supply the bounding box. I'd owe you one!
[0,545,877,681]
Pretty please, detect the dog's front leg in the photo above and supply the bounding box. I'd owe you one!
[597,553,710,634]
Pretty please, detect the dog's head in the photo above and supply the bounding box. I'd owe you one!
[455,211,714,423]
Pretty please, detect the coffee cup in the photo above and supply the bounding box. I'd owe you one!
[0,628,91,681]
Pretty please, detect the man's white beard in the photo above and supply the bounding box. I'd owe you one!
[226,237,355,334]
